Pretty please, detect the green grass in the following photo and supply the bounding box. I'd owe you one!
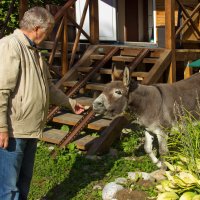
[28,127,157,200]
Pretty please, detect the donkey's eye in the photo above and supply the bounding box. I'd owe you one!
[115,90,122,95]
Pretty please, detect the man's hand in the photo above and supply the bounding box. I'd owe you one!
[0,132,9,149]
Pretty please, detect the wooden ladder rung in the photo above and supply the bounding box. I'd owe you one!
[74,135,97,150]
[41,129,68,144]
[63,81,106,91]
[90,54,157,64]
[53,113,111,130]
[77,67,149,78]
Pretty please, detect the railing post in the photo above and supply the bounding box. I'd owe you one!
[165,0,176,83]
[89,0,99,44]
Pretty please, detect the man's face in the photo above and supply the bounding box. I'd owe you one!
[34,25,53,45]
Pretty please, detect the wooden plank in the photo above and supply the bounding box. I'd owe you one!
[176,49,200,61]
[87,116,128,155]
[61,14,69,76]
[54,0,76,23]
[67,12,92,43]
[121,48,162,58]
[176,0,200,39]
[74,135,97,150]
[19,0,28,20]
[142,49,172,85]
[175,3,200,38]
[165,0,176,83]
[69,0,90,67]
[90,54,158,63]
[53,113,111,130]
[55,45,98,89]
[39,41,90,52]
[41,129,68,144]
[75,97,94,106]
[48,18,64,65]
[89,0,99,44]
[63,81,106,91]
[77,67,149,78]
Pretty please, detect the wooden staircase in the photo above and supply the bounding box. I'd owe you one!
[41,44,172,154]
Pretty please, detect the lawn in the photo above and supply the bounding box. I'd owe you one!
[28,125,157,200]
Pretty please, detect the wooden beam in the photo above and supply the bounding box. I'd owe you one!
[48,18,64,66]
[61,14,69,76]
[175,3,200,38]
[142,50,172,85]
[67,12,92,43]
[165,0,176,83]
[19,0,28,21]
[87,116,128,155]
[54,0,76,23]
[89,0,99,44]
[69,0,90,68]
[176,0,200,39]
[176,49,200,61]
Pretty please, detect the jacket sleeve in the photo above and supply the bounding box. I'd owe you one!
[45,64,76,111]
[0,40,20,132]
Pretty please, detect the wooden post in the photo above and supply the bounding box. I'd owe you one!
[165,0,176,83]
[19,0,28,21]
[89,0,99,44]
[61,14,69,76]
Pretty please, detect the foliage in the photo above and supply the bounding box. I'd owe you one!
[166,111,200,178]
[0,0,67,36]
[156,112,200,199]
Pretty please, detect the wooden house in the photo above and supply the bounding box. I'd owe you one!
[14,0,200,152]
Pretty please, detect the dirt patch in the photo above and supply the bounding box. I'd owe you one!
[115,189,156,200]
[115,180,156,200]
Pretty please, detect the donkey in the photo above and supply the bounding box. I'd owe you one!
[92,66,200,167]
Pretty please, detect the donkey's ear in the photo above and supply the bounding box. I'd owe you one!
[123,66,131,87]
[111,63,121,81]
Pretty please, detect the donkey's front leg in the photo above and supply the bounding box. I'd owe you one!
[144,131,162,168]
[154,129,168,156]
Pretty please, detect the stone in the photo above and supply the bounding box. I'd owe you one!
[128,172,151,181]
[102,182,124,200]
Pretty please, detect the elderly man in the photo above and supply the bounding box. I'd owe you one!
[0,7,84,200]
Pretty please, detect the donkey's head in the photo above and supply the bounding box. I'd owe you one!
[93,66,132,116]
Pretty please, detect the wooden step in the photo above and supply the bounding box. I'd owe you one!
[41,51,62,57]
[90,54,158,64]
[53,113,111,130]
[39,41,90,52]
[41,129,68,144]
[77,67,149,78]
[63,81,105,91]
[74,135,97,150]
[75,97,94,106]
[41,128,97,149]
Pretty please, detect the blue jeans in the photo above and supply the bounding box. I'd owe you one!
[0,138,37,200]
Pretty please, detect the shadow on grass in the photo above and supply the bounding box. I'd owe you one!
[42,153,122,200]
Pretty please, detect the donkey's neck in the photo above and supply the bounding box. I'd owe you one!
[127,84,162,117]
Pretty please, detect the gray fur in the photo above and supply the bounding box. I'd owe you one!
[93,68,200,167]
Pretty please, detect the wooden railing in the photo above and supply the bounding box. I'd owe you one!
[175,0,200,41]
[48,0,99,76]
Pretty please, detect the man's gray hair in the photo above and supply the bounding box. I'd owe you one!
[19,7,55,31]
